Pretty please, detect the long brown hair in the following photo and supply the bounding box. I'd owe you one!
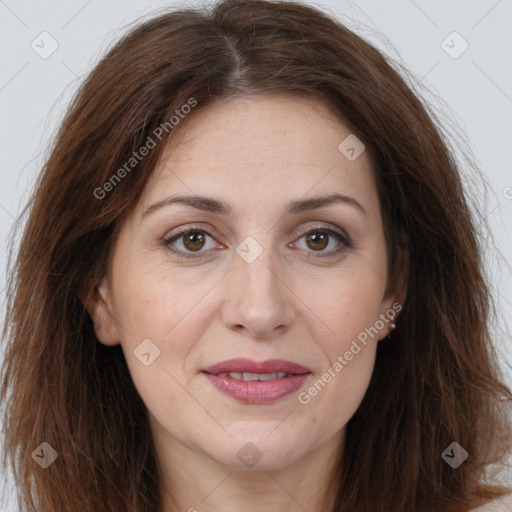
[2,1,511,511]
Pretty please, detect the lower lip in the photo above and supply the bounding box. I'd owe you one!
[203,373,311,404]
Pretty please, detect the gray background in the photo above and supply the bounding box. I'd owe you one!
[1,0,511,509]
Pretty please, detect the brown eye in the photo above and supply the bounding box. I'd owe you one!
[163,225,350,260]
[163,227,218,259]
[182,231,206,252]
[305,231,329,251]
[294,227,351,258]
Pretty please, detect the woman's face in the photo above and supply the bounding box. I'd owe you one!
[88,94,401,471]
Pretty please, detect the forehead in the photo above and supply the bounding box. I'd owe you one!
[161,94,358,164]
[141,93,378,215]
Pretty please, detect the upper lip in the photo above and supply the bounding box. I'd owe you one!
[202,358,311,375]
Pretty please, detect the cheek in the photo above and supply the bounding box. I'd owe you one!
[116,290,198,420]
[111,259,209,343]
[297,269,385,416]
[300,327,377,436]
[109,270,199,396]
[309,268,387,351]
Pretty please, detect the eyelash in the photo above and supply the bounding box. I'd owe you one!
[162,224,352,260]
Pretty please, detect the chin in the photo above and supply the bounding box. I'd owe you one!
[203,429,311,471]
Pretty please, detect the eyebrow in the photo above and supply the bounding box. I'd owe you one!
[142,192,367,218]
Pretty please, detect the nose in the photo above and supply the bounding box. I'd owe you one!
[220,241,296,339]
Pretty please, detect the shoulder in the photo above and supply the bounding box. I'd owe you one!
[470,493,512,511]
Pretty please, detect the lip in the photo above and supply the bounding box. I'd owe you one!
[202,358,311,375]
[201,358,312,404]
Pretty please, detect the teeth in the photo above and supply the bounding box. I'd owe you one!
[216,371,289,381]
[243,372,260,381]
[257,373,277,381]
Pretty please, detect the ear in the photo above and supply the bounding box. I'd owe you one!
[80,276,120,346]
[377,291,405,340]
[378,239,408,339]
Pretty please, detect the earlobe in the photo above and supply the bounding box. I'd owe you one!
[79,277,120,346]
[379,288,406,341]
[380,242,408,340]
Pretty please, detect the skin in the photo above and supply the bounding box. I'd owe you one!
[85,94,404,512]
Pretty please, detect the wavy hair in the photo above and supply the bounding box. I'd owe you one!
[2,1,511,511]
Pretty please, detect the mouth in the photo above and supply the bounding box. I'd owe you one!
[201,358,312,404]
[212,371,289,381]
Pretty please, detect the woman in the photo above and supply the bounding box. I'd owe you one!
[1,1,511,511]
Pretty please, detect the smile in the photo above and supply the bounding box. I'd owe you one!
[201,358,312,404]
[215,371,288,381]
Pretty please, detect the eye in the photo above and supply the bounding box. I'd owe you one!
[162,225,220,259]
[162,224,351,260]
[291,226,351,258]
